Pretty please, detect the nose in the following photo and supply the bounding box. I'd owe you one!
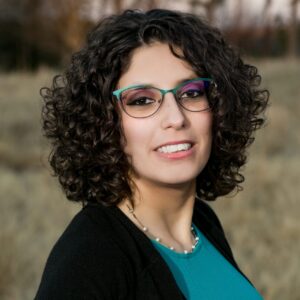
[160,92,186,129]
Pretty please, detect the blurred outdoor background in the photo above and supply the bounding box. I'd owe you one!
[0,0,299,299]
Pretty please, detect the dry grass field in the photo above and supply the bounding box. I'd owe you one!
[0,59,299,300]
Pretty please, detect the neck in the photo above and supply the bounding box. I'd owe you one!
[118,178,197,249]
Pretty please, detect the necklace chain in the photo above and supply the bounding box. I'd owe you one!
[126,204,200,254]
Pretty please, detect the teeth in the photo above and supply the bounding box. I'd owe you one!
[157,143,192,154]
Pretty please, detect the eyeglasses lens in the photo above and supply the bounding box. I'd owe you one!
[121,87,161,118]
[176,81,210,112]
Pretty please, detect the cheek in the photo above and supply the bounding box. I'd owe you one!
[195,114,213,160]
[195,112,213,137]
[121,118,148,155]
[207,114,213,138]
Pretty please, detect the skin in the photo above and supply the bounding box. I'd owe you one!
[117,42,213,251]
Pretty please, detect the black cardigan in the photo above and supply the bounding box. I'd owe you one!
[35,199,253,299]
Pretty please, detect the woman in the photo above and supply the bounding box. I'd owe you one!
[35,8,268,299]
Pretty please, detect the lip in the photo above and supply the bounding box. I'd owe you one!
[155,143,195,160]
[154,140,194,151]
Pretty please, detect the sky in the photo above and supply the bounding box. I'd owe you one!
[226,0,295,20]
[89,0,300,25]
[219,0,297,26]
[172,0,299,25]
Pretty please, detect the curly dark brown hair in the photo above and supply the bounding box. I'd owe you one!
[41,8,269,207]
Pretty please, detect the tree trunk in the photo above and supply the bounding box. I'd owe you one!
[287,0,299,58]
[113,0,123,13]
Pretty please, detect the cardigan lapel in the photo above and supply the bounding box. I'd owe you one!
[192,199,254,286]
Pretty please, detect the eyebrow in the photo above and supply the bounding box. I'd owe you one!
[127,75,199,88]
[176,77,199,85]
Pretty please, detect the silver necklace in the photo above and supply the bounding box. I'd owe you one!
[126,204,200,254]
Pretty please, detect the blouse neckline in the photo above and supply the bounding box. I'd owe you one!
[150,223,203,258]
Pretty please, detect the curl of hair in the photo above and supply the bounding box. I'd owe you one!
[41,9,269,206]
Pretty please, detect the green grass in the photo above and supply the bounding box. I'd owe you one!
[0,60,299,299]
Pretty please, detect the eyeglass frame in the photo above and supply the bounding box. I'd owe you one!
[112,77,214,118]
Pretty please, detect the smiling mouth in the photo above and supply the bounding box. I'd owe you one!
[156,143,193,154]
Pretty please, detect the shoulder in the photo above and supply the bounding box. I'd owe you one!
[35,204,133,299]
[46,204,126,262]
[194,199,225,233]
[194,199,241,267]
[193,199,235,257]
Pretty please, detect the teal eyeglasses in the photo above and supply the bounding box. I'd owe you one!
[112,77,213,118]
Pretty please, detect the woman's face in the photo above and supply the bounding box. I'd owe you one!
[117,42,213,187]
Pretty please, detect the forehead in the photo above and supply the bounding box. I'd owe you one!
[118,42,197,89]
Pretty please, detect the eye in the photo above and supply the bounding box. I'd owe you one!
[122,88,159,106]
[180,89,205,98]
[126,97,156,106]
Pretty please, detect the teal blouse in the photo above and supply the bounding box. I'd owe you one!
[151,224,263,300]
